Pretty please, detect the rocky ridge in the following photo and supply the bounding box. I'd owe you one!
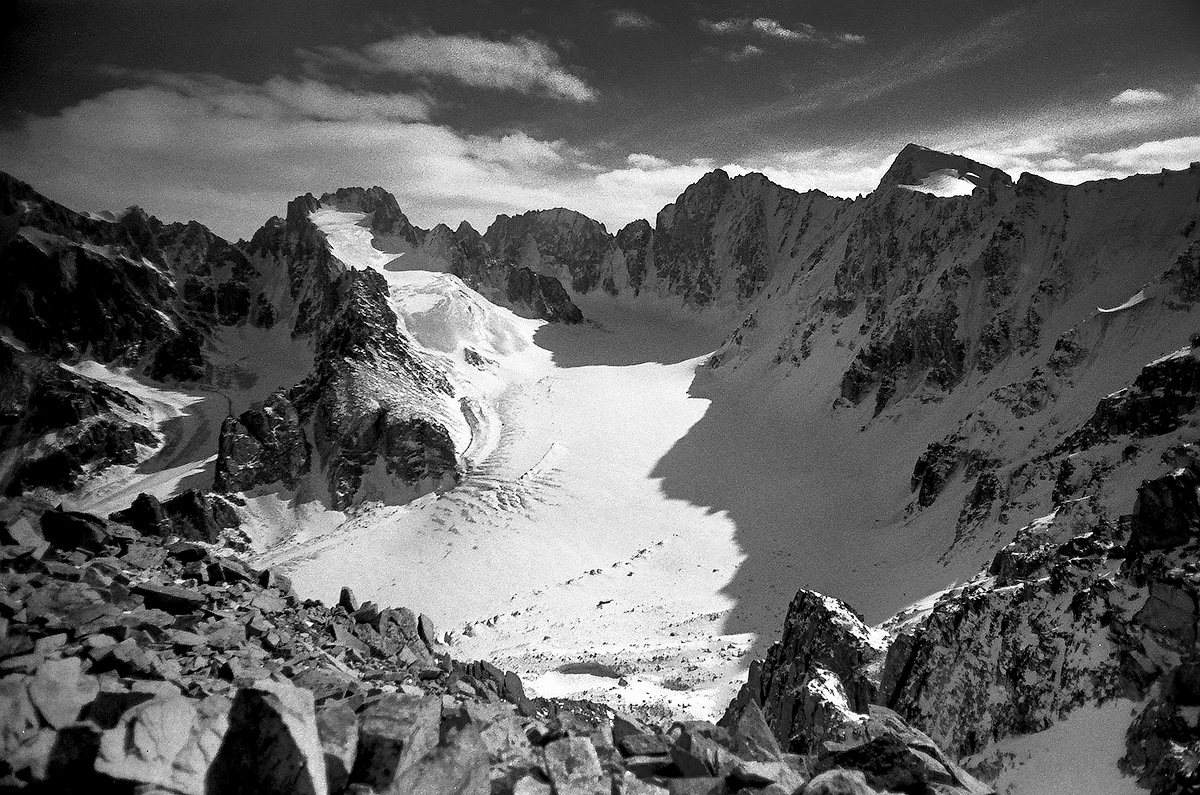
[0,176,473,509]
[0,501,969,795]
[728,341,1200,794]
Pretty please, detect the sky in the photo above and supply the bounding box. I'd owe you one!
[1,0,1198,240]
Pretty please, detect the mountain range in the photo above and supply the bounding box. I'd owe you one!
[2,143,1199,794]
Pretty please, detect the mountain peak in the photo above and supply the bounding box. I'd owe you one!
[878,144,1011,196]
[315,186,420,243]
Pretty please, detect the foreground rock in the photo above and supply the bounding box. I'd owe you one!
[1,502,924,795]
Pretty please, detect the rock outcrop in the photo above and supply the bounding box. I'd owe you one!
[220,194,462,508]
[722,592,991,794]
[873,457,1200,794]
[0,172,276,379]
[505,267,585,325]
[723,591,884,754]
[1063,344,1200,452]
[484,208,615,295]
[0,339,156,497]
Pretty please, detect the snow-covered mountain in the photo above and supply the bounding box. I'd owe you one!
[3,144,1200,794]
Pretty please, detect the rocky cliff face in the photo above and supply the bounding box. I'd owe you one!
[0,173,277,379]
[218,191,462,509]
[731,339,1200,794]
[467,170,851,310]
[0,174,291,498]
[483,208,616,295]
[0,176,468,510]
[0,339,156,497]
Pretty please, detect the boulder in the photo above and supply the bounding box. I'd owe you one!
[133,582,207,614]
[27,656,99,729]
[724,699,784,762]
[110,492,173,537]
[205,680,329,795]
[384,723,490,795]
[803,768,877,794]
[542,736,606,794]
[40,507,110,552]
[95,695,231,794]
[350,693,441,790]
[814,707,992,795]
[0,676,49,779]
[669,724,740,779]
[316,701,359,793]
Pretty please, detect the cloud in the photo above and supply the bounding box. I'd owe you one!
[304,32,597,103]
[725,45,764,62]
[926,81,1200,186]
[609,9,659,30]
[626,153,672,169]
[1083,136,1200,171]
[0,71,890,245]
[0,79,619,239]
[1110,88,1172,106]
[698,16,864,46]
[466,131,576,170]
[101,69,432,122]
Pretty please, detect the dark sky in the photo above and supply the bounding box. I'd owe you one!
[2,0,1198,238]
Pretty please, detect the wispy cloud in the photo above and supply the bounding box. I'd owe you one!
[609,9,659,31]
[101,69,432,122]
[1110,87,1172,105]
[802,8,1030,110]
[303,32,597,103]
[698,16,865,47]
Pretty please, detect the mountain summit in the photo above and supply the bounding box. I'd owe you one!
[878,143,1011,196]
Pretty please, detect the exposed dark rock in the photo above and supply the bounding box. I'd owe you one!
[1063,346,1200,451]
[160,489,227,542]
[722,590,883,754]
[1166,240,1200,303]
[484,208,613,294]
[1127,463,1200,553]
[351,693,442,790]
[815,706,991,795]
[877,144,1011,194]
[319,186,423,246]
[804,768,877,794]
[214,390,310,493]
[840,303,965,415]
[505,266,584,324]
[1122,673,1200,795]
[132,582,207,614]
[109,493,172,537]
[0,339,156,496]
[910,437,971,508]
[0,173,277,386]
[39,508,110,553]
[616,219,654,295]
